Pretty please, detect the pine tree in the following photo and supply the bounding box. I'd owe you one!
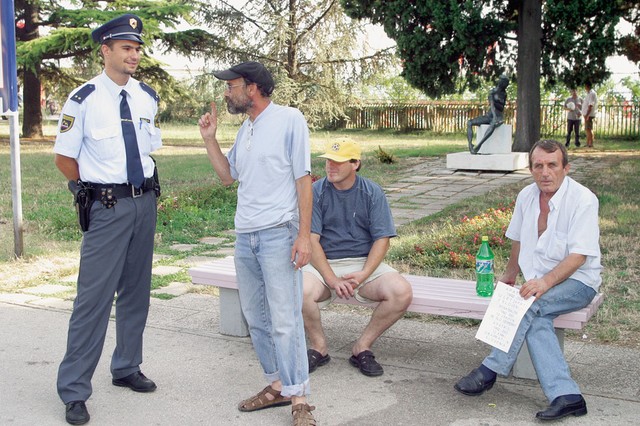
[13,0,219,138]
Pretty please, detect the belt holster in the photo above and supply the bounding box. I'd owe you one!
[69,180,93,232]
[151,156,161,198]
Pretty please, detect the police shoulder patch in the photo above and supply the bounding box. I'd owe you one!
[70,84,95,104]
[60,114,75,133]
[139,82,160,102]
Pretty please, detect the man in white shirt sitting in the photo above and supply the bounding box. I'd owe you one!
[454,139,602,421]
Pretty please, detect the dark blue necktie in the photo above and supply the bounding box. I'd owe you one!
[120,90,144,188]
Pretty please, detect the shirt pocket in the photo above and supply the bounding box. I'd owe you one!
[90,125,122,161]
[546,231,569,261]
[138,119,160,154]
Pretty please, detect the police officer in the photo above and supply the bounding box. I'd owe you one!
[54,14,161,425]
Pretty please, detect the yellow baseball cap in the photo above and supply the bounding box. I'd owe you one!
[318,139,361,162]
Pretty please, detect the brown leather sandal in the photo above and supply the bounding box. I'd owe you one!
[238,385,292,412]
[292,403,316,426]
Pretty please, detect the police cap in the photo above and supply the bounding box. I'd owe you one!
[91,14,144,45]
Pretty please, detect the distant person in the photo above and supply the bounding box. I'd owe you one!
[198,61,317,425]
[582,82,598,148]
[467,75,509,154]
[454,139,602,421]
[54,14,161,425]
[302,139,412,377]
[564,89,582,148]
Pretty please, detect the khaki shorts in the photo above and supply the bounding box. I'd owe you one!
[585,116,594,130]
[303,257,397,309]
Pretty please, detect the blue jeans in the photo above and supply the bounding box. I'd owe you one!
[234,222,310,397]
[482,279,596,402]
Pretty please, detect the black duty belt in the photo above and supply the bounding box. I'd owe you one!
[87,178,156,207]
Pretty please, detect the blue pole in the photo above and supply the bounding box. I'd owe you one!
[1,0,19,113]
[1,0,24,257]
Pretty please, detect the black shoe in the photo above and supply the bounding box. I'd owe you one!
[536,395,587,421]
[307,349,331,373]
[575,142,581,147]
[454,367,496,396]
[349,350,384,377]
[112,371,157,392]
[565,142,570,148]
[65,401,90,425]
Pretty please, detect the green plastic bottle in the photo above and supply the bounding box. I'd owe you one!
[475,236,495,297]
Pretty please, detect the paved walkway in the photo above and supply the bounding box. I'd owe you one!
[1,154,637,425]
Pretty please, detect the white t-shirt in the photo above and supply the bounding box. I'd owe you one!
[581,89,598,118]
[227,102,311,233]
[506,176,602,291]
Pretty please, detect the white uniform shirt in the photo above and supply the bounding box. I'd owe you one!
[54,72,162,184]
[506,176,602,291]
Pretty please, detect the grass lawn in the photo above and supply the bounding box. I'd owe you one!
[1,120,639,348]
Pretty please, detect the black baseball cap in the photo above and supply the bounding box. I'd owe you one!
[213,61,275,96]
[92,14,144,45]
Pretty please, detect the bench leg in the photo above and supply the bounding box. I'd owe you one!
[219,288,249,337]
[512,328,564,380]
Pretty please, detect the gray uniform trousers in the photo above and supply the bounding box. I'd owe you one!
[57,190,157,403]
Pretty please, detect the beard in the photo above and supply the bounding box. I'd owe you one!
[225,95,252,115]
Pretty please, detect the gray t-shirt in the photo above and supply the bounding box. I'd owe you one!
[227,102,311,233]
[565,95,582,121]
[311,175,396,259]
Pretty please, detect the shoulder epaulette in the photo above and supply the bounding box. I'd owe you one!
[139,82,160,102]
[70,84,96,104]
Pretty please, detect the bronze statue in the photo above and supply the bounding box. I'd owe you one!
[467,75,509,154]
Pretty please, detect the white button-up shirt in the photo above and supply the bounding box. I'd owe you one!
[506,176,602,291]
[54,72,161,184]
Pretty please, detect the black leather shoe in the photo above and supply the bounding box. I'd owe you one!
[112,371,157,392]
[454,367,496,396]
[536,395,587,420]
[65,401,90,425]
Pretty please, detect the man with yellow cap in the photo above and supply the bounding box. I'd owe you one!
[302,139,413,377]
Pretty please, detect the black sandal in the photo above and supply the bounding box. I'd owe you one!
[349,350,384,377]
[307,349,330,373]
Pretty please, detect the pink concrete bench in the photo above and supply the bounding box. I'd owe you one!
[189,256,604,379]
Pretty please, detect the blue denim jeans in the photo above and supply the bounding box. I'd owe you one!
[482,279,596,402]
[234,222,310,397]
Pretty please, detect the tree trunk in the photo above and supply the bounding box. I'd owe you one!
[22,64,43,138]
[20,0,43,138]
[514,0,542,152]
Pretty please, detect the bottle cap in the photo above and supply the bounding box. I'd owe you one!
[482,236,488,241]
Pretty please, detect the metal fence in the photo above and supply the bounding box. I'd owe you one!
[339,101,640,138]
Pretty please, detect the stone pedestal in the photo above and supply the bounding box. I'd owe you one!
[219,288,249,336]
[512,329,565,380]
[446,151,529,171]
[476,124,512,154]
[447,124,528,171]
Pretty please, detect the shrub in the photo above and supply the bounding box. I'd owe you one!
[389,202,514,272]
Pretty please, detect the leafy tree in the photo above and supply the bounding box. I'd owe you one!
[198,0,395,127]
[618,0,640,65]
[14,0,220,138]
[341,0,624,151]
[621,76,640,103]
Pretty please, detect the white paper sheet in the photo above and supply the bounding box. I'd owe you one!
[475,282,535,352]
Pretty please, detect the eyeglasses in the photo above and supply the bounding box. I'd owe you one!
[225,83,246,91]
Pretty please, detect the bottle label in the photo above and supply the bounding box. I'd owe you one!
[476,260,494,274]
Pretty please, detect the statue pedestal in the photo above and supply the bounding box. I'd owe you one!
[476,124,512,154]
[446,124,526,172]
[446,152,529,171]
